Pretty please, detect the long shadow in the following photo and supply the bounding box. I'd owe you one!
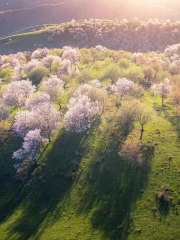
[75,134,154,240]
[159,106,180,142]
[0,118,153,240]
[0,130,87,240]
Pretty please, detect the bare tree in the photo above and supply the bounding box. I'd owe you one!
[136,107,153,140]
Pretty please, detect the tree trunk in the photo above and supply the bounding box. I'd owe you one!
[48,135,51,143]
[58,103,62,111]
[162,95,164,107]
[140,125,144,140]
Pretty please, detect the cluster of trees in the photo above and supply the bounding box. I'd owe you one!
[0,43,179,174]
[43,18,180,53]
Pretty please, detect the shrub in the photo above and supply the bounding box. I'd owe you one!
[119,101,138,136]
[90,48,101,61]
[103,64,122,83]
[118,59,131,69]
[142,65,156,83]
[103,49,117,60]
[81,54,93,65]
[50,48,63,56]
[28,66,49,85]
[119,138,142,165]
[156,71,170,83]
[169,64,179,75]
[78,69,92,84]
[115,50,133,61]
[125,65,144,83]
[51,60,63,75]
[0,68,14,79]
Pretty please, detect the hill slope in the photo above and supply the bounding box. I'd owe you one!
[1,0,180,38]
[1,41,180,239]
[1,19,180,55]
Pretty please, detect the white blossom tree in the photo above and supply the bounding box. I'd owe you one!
[62,47,81,69]
[58,59,71,76]
[2,80,36,108]
[23,59,40,73]
[89,79,101,88]
[13,103,61,141]
[43,55,61,68]
[73,83,107,113]
[151,78,171,106]
[13,110,39,137]
[25,92,51,109]
[111,78,135,98]
[31,48,49,60]
[95,45,106,53]
[73,84,92,98]
[13,129,46,161]
[40,75,65,108]
[65,95,100,133]
[32,103,61,141]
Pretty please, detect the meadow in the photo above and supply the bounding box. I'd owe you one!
[1,37,180,240]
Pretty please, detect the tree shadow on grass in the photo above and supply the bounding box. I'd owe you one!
[0,118,154,240]
[76,140,154,240]
[156,105,180,143]
[0,131,87,240]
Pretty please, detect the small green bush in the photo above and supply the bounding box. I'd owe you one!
[0,68,14,79]
[28,66,49,85]
[51,60,63,75]
[118,59,131,69]
[125,65,144,83]
[78,69,92,84]
[102,64,122,83]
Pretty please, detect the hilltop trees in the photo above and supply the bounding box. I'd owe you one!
[45,18,180,53]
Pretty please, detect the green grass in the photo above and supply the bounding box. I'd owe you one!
[1,54,180,240]
[1,90,180,240]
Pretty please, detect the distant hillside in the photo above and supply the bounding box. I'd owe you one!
[0,0,65,11]
[1,0,180,39]
[1,18,180,55]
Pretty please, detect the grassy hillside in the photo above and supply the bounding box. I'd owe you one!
[1,18,180,55]
[1,44,180,240]
[2,98,180,240]
[1,0,180,38]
